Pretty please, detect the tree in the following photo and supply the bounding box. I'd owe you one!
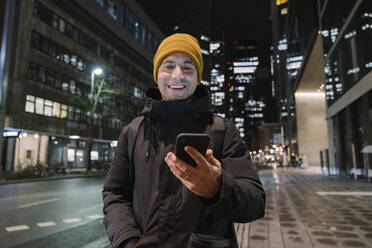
[85,77,123,172]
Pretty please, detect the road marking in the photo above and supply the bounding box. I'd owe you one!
[317,191,372,196]
[6,225,30,232]
[87,215,104,220]
[37,221,56,227]
[19,197,62,208]
[63,218,81,223]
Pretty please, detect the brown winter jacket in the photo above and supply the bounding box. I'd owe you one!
[102,85,265,248]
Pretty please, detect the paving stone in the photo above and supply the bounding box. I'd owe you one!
[235,168,372,248]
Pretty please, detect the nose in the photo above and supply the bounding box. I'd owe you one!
[171,65,185,80]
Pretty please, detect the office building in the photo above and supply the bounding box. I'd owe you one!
[271,0,372,173]
[0,0,164,172]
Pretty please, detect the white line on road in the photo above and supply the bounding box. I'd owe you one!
[19,197,62,208]
[63,218,81,223]
[37,221,56,227]
[317,191,372,196]
[6,225,30,232]
[87,215,104,220]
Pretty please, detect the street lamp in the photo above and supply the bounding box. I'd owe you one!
[87,67,103,171]
[91,67,103,106]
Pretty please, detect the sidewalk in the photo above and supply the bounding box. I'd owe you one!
[235,167,372,248]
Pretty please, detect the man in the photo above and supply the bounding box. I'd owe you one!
[103,33,265,248]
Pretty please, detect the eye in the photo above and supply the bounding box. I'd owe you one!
[182,66,193,72]
[163,64,175,70]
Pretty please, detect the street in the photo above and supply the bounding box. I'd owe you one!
[1,168,372,247]
[0,177,110,248]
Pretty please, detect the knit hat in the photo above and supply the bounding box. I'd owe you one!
[153,33,203,84]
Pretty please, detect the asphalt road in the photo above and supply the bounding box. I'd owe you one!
[2,168,372,248]
[0,177,110,248]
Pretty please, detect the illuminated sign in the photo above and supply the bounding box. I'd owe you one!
[3,131,19,137]
[276,0,288,6]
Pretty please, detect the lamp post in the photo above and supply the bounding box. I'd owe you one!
[87,67,102,171]
[91,68,103,107]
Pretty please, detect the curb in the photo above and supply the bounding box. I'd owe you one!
[0,173,107,185]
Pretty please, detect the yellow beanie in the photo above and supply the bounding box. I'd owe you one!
[153,33,203,84]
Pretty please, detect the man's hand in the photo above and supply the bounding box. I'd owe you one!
[164,146,222,198]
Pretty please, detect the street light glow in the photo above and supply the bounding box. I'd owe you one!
[92,68,103,75]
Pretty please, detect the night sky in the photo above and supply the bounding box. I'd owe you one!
[136,0,272,73]
[136,0,271,44]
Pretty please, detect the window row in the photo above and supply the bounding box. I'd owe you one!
[31,31,88,73]
[28,61,130,109]
[323,0,372,106]
[24,94,124,129]
[33,0,159,65]
[32,3,151,84]
[95,0,160,52]
[34,0,105,56]
[29,62,89,97]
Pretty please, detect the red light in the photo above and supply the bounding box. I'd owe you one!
[227,83,231,87]
[227,61,231,65]
[221,41,226,46]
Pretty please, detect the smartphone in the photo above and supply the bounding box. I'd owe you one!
[175,133,211,167]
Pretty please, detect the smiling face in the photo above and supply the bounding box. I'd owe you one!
[157,52,198,101]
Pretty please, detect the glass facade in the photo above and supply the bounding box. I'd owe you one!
[321,0,356,55]
[324,0,372,106]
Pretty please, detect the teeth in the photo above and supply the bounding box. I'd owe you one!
[169,85,185,89]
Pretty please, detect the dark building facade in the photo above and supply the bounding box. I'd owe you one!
[0,0,163,173]
[271,0,372,173]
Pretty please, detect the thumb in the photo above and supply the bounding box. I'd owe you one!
[206,149,221,168]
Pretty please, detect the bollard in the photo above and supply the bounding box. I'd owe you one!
[320,150,324,174]
[325,149,330,176]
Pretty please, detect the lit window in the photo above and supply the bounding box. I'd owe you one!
[62,77,69,92]
[68,106,74,120]
[70,80,76,94]
[25,95,35,113]
[53,102,60,118]
[61,104,67,119]
[59,18,65,33]
[96,0,105,7]
[35,97,44,115]
[63,53,70,64]
[44,100,53,116]
[107,0,118,20]
[77,58,85,71]
[71,55,77,66]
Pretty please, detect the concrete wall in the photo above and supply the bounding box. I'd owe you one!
[295,93,328,167]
